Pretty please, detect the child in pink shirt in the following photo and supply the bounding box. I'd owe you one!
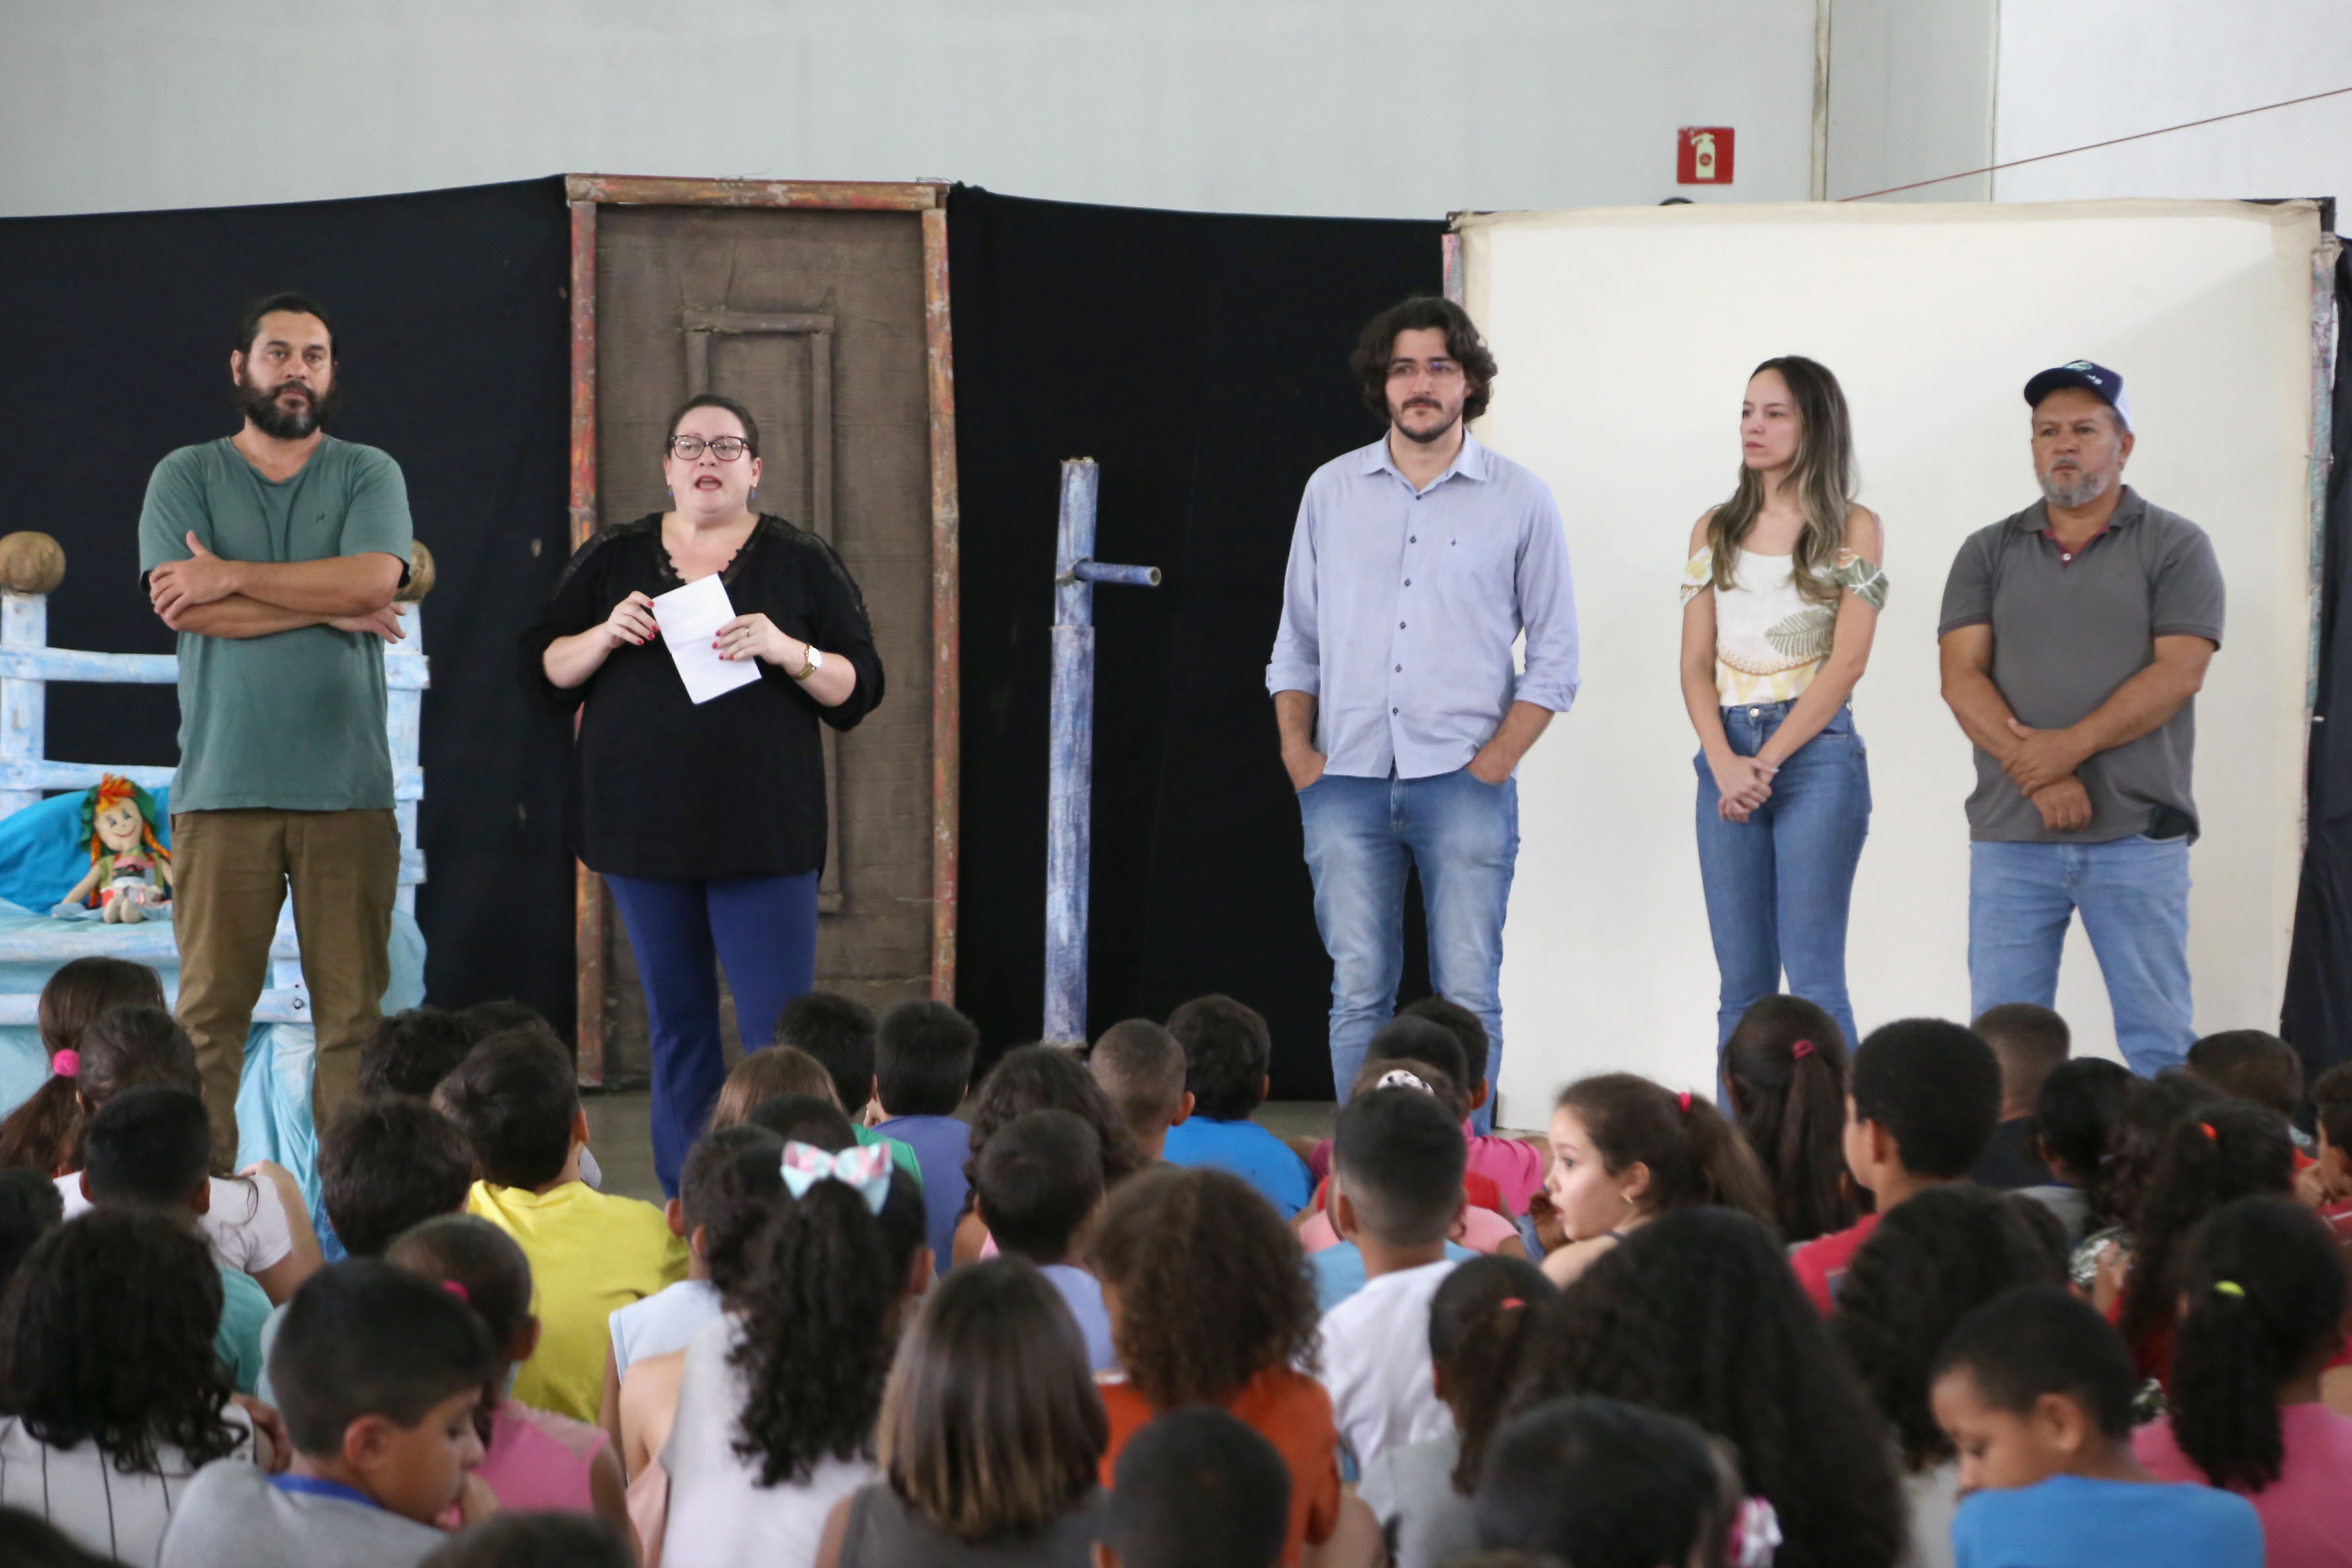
[1307,1003,1547,1215]
[2132,1195,2352,1568]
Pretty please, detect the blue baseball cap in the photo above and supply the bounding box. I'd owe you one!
[2024,361,2132,430]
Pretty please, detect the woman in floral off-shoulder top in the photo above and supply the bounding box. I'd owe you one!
[1678,356,1887,1056]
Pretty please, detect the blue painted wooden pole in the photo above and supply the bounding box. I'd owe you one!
[1045,459,1159,1044]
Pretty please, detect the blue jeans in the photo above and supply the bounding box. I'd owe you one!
[1695,701,1870,1053]
[1299,766,1518,1130]
[1969,835,2193,1076]
[604,870,821,1195]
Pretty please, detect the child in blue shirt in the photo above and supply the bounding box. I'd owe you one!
[1930,1284,2261,1568]
[1162,994,1311,1219]
[872,998,980,1275]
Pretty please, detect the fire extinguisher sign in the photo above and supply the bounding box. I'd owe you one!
[1676,126,1735,185]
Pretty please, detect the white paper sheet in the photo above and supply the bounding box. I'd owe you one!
[650,574,761,705]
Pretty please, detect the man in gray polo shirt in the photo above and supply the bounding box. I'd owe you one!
[1937,361,2222,1076]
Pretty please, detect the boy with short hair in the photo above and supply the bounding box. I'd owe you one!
[773,990,881,1119]
[436,1036,686,1420]
[160,1261,498,1568]
[1789,1017,2002,1314]
[1162,994,1311,1220]
[974,1109,1115,1370]
[1088,1017,1194,1163]
[1930,1285,2259,1568]
[81,1087,272,1393]
[872,998,980,1276]
[1401,994,1546,1215]
[1971,1003,2069,1189]
[1098,1408,1293,1568]
[1317,1089,1468,1471]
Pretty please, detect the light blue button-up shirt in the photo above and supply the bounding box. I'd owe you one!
[1266,433,1579,780]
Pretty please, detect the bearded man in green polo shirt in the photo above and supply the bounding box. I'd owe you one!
[140,293,413,1166]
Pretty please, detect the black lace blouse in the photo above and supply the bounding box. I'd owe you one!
[518,514,885,881]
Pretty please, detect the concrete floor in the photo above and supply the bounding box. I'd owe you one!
[581,1089,1344,1203]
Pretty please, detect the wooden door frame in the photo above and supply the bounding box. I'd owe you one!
[564,174,960,1084]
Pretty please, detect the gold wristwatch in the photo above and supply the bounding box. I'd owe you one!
[791,646,824,682]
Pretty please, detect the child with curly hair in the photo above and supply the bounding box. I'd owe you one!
[1831,1183,2066,1568]
[2132,1196,2352,1565]
[1539,1072,1776,1288]
[1090,1166,1371,1566]
[1719,993,1856,1244]
[1512,1207,1906,1568]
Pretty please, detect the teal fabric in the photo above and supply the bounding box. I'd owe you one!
[216,1262,272,1395]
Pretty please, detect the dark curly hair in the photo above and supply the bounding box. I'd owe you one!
[1433,1254,1556,1493]
[679,1125,786,1301]
[1554,1075,1777,1235]
[2094,1072,2218,1237]
[1348,297,1497,423]
[1831,1184,2063,1471]
[356,1007,481,1101]
[1511,1207,1905,1568]
[1090,1166,1320,1407]
[1721,995,1855,1243]
[0,958,165,1177]
[1165,995,1273,1121]
[963,1044,1146,1209]
[2169,1196,2347,1492]
[731,1169,925,1487]
[0,1209,244,1474]
[2116,1100,2294,1379]
[1850,1019,2002,1179]
[2031,1058,2132,1194]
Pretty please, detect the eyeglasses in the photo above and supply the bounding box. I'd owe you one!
[669,436,752,461]
[1387,360,1464,382]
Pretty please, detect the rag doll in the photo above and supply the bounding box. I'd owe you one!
[60,775,172,922]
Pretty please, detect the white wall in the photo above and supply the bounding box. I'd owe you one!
[1825,0,1997,201]
[0,0,1818,220]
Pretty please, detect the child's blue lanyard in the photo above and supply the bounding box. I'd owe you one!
[271,1474,381,1510]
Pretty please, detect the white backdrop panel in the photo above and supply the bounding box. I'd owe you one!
[1459,200,2325,1123]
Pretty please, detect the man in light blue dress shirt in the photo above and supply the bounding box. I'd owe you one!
[1266,297,1579,1127]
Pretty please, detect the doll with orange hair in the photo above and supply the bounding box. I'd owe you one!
[60,775,173,923]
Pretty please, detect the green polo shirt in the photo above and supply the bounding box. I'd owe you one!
[136,437,413,812]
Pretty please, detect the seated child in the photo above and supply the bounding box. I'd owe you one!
[2013,1057,2130,1247]
[1161,995,1311,1219]
[2134,1196,2352,1564]
[0,1166,62,1296]
[387,1216,628,1536]
[1930,1286,2261,1568]
[1474,1397,1744,1568]
[1719,994,1857,1244]
[1831,1183,2067,1567]
[870,999,980,1275]
[81,1088,271,1394]
[1303,1022,1513,1216]
[1358,1254,1554,1568]
[972,1109,1115,1370]
[0,954,165,1176]
[669,1150,928,1568]
[2189,1031,2311,1150]
[2309,1061,2352,1234]
[159,1262,498,1568]
[418,1513,634,1568]
[708,1044,920,1184]
[774,992,882,1119]
[435,1035,687,1420]
[819,1258,1106,1567]
[954,1045,1144,1266]
[1539,1072,1775,1289]
[51,1006,315,1303]
[0,1207,268,1567]
[1090,1166,1345,1565]
[1318,1089,1472,1471]
[1399,996,1546,1213]
[1299,1060,1519,1259]
[1100,1409,1292,1568]
[1970,1004,2069,1189]
[1087,1018,1193,1163]
[1790,1018,2002,1314]
[357,1007,482,1101]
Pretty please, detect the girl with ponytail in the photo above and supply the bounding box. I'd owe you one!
[1720,994,1856,1243]
[2134,1195,2352,1560]
[1540,1072,1776,1287]
[0,956,165,1177]
[2114,1102,2295,1389]
[1358,1254,1557,1568]
[665,1143,929,1568]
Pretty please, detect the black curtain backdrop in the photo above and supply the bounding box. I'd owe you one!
[949,187,1442,1095]
[2280,242,2352,1081]
[0,178,577,1031]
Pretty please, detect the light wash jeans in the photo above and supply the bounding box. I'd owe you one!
[1694,700,1871,1053]
[1969,834,2194,1077]
[1298,766,1518,1130]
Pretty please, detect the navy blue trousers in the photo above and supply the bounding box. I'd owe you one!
[604,870,820,1195]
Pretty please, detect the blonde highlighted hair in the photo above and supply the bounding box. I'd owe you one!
[1705,355,1859,607]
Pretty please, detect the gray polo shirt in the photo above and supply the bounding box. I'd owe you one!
[1937,486,2224,844]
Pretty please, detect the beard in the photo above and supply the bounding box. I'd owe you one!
[2038,461,2113,510]
[236,369,338,439]
[1389,396,1461,445]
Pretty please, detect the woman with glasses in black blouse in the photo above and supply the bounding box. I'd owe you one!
[522,393,884,1196]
